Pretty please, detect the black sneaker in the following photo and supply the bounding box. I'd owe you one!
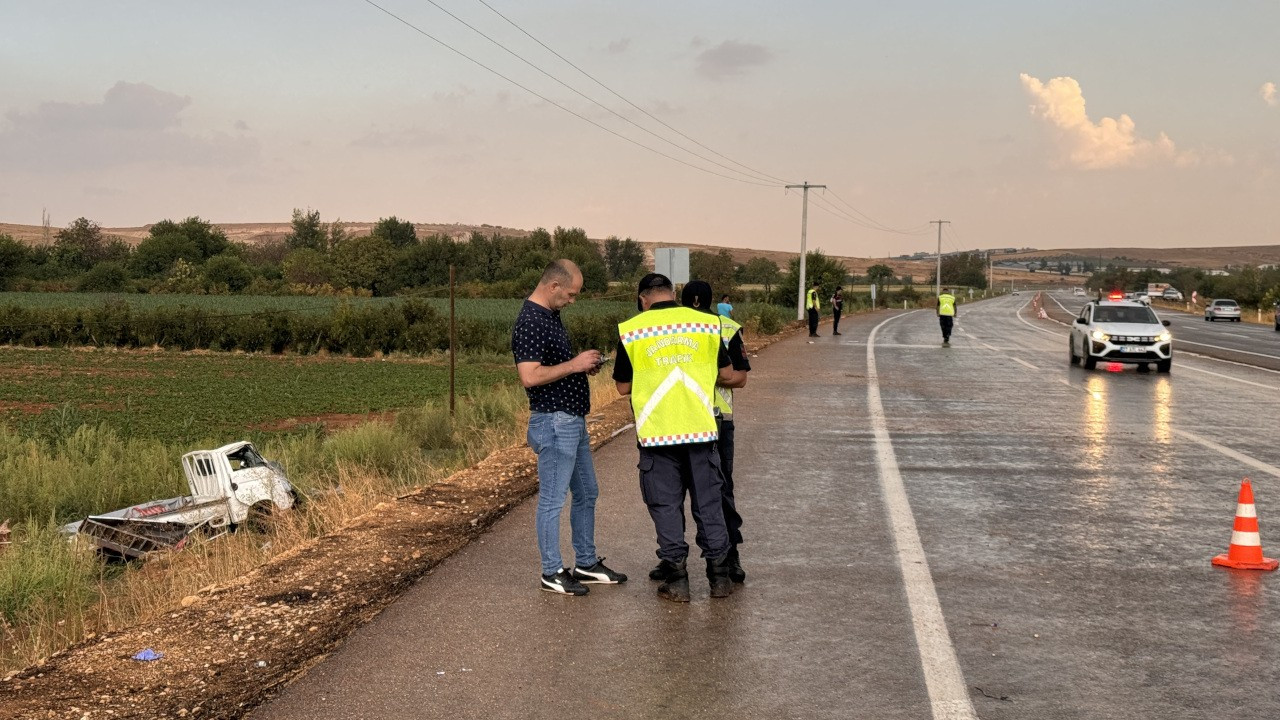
[649,558,684,582]
[541,569,589,596]
[572,558,628,584]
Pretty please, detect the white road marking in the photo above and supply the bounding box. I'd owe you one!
[1171,428,1280,479]
[1174,339,1280,361]
[866,311,979,720]
[1012,357,1039,371]
[1174,364,1280,391]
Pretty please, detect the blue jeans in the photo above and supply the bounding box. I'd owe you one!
[527,411,599,576]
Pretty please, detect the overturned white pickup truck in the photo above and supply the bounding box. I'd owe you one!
[62,441,297,560]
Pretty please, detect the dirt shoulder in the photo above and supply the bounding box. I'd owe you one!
[0,318,814,720]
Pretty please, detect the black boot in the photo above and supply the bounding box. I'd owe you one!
[649,558,683,582]
[656,560,690,603]
[726,546,746,584]
[707,556,734,598]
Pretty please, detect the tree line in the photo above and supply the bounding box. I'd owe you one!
[0,211,982,306]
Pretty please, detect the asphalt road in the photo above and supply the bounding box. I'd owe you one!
[252,296,1280,720]
[1040,288,1280,372]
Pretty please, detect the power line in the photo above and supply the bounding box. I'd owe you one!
[822,187,930,235]
[360,0,779,187]
[416,0,783,186]
[470,0,794,186]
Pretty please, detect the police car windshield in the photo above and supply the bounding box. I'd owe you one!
[1094,306,1158,324]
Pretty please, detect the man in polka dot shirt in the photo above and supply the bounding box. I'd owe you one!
[513,259,628,596]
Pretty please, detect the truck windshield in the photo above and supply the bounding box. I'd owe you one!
[228,445,267,471]
[1094,306,1158,324]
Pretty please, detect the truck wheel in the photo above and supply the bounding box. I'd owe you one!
[242,502,274,533]
[1069,338,1080,365]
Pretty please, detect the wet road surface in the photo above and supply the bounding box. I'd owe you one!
[252,296,1280,720]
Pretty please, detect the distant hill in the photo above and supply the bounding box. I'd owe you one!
[996,246,1280,269]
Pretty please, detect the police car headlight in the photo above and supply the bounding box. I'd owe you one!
[1158,331,1171,342]
[1090,330,1109,341]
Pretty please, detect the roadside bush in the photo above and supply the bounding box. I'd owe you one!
[76,262,130,293]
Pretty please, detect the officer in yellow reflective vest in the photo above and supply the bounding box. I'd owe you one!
[806,280,822,337]
[938,288,957,346]
[613,273,747,602]
[681,280,751,584]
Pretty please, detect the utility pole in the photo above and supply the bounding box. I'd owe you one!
[930,220,950,297]
[786,182,826,321]
[987,251,993,293]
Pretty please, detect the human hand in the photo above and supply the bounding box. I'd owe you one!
[571,350,603,373]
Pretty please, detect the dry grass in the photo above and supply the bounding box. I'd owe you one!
[0,375,625,675]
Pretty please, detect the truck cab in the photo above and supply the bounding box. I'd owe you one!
[64,441,295,560]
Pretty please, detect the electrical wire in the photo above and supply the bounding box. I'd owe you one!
[469,0,794,186]
[415,0,784,186]
[822,187,930,235]
[360,0,780,187]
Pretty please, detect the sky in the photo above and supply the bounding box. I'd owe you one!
[1,1,1278,258]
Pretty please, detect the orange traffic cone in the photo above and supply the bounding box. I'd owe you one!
[1212,479,1279,571]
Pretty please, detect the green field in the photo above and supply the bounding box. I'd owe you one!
[0,346,514,445]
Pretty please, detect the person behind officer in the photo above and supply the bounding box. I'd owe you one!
[613,273,747,602]
[938,287,957,346]
[806,280,822,337]
[830,286,844,336]
[681,280,751,584]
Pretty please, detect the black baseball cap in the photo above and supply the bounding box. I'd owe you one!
[636,273,673,311]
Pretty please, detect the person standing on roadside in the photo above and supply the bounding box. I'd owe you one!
[717,294,734,318]
[806,280,822,337]
[830,287,844,336]
[937,287,957,347]
[614,273,746,602]
[682,280,751,584]
[512,259,627,596]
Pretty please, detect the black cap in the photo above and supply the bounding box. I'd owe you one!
[636,273,673,311]
[681,280,713,313]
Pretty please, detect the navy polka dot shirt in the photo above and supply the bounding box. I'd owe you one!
[512,299,591,416]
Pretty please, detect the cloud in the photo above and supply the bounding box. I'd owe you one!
[605,38,630,55]
[1018,73,1205,169]
[1262,82,1278,107]
[695,41,773,81]
[0,82,257,171]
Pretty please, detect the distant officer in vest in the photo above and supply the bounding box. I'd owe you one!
[806,280,822,337]
[938,288,957,346]
[681,280,751,584]
[612,273,747,602]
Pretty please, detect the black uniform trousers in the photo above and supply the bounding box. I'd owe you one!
[807,307,819,335]
[832,308,842,334]
[717,417,744,546]
[939,315,954,341]
[637,441,730,563]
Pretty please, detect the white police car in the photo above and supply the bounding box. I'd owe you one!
[1069,292,1172,372]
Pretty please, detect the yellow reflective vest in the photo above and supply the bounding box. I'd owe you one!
[806,288,821,310]
[938,293,956,316]
[618,306,722,447]
[714,315,742,417]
